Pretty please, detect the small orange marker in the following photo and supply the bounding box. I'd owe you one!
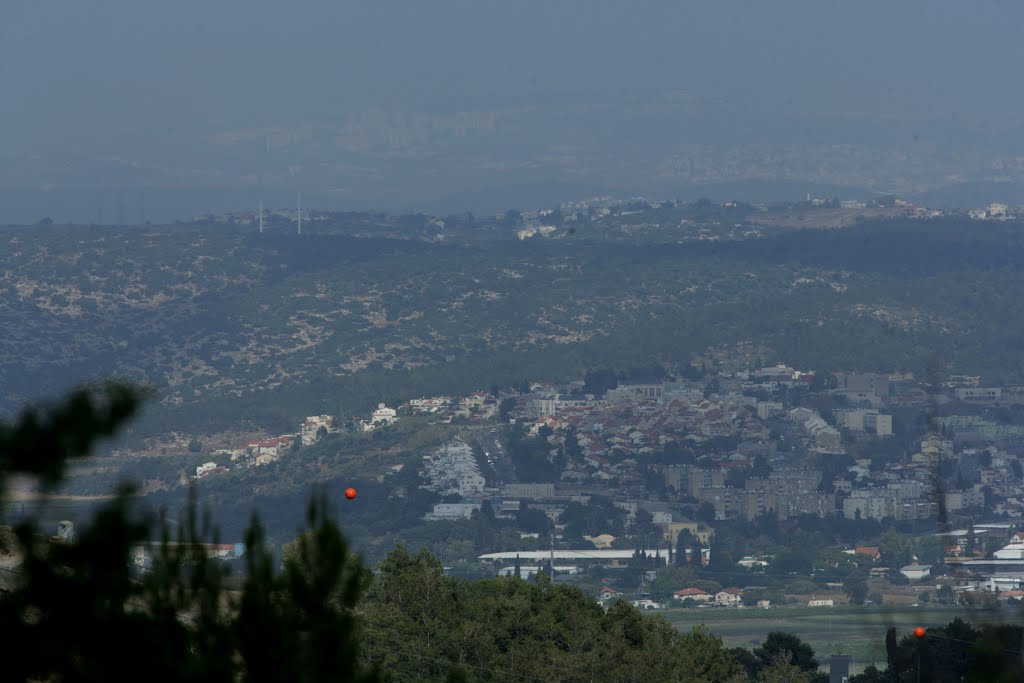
[345,487,357,500]
[914,626,925,639]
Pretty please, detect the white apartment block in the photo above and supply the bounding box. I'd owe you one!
[422,440,486,497]
[301,415,334,446]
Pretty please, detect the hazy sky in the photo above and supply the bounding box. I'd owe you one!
[3,1,1024,221]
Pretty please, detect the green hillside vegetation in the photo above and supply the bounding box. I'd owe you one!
[3,215,1024,441]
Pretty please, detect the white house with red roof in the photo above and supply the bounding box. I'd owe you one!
[715,588,743,606]
[248,435,294,466]
[998,589,1024,601]
[195,462,218,478]
[852,546,881,561]
[371,402,397,424]
[301,415,334,446]
[672,587,712,603]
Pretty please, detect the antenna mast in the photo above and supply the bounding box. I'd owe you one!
[297,192,302,235]
[259,199,264,234]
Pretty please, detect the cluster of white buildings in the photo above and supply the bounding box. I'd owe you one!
[947,529,1024,602]
[747,364,816,386]
[670,586,745,607]
[199,429,309,476]
[516,225,557,240]
[994,531,1024,560]
[841,483,939,522]
[185,385,496,486]
[789,407,843,453]
[358,403,397,432]
[834,408,893,437]
[425,502,482,521]
[969,202,1018,221]
[205,415,336,474]
[301,415,335,446]
[194,461,228,479]
[519,383,770,490]
[408,396,454,414]
[421,439,486,502]
[244,435,295,466]
[404,392,499,421]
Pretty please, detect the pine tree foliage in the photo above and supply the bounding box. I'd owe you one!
[0,384,377,683]
[359,545,744,682]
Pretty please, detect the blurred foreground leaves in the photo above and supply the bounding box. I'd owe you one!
[0,384,374,683]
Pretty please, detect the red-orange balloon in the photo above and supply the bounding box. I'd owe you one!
[345,487,357,500]
[914,626,925,639]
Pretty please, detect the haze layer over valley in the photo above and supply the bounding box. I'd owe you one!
[4,1,1024,223]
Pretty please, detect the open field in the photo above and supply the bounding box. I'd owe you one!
[666,605,1024,668]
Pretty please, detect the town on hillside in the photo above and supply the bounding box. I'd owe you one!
[182,361,1024,610]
